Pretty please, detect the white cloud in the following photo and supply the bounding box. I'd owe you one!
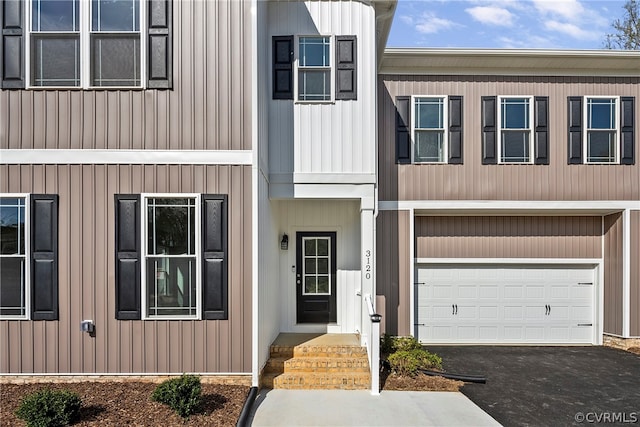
[544,20,600,40]
[414,12,459,34]
[466,6,515,27]
[532,0,584,20]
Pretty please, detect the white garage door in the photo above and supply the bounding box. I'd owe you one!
[415,265,595,344]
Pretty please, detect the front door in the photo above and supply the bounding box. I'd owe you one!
[296,232,337,323]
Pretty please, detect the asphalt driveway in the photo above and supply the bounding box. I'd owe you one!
[427,346,640,426]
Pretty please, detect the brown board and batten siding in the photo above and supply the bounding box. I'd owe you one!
[604,213,623,336]
[415,216,602,259]
[378,75,640,202]
[0,165,251,374]
[631,211,640,337]
[376,210,411,336]
[0,0,252,151]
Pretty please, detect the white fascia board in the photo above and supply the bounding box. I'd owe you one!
[0,150,253,165]
[415,258,602,265]
[379,200,640,213]
[293,173,377,184]
[293,183,376,199]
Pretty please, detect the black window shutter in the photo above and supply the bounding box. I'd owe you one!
[30,195,58,320]
[620,97,635,165]
[273,36,293,100]
[147,0,172,89]
[114,195,141,320]
[567,96,583,164]
[335,36,357,100]
[534,96,549,165]
[396,96,411,164]
[481,96,497,164]
[1,0,25,88]
[448,96,463,164]
[202,195,228,320]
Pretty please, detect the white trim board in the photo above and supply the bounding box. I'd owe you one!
[379,200,640,212]
[415,258,602,265]
[0,150,253,165]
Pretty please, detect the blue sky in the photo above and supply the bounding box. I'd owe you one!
[387,0,626,49]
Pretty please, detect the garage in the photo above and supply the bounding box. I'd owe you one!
[415,265,597,344]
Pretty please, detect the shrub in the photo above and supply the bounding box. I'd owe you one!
[152,374,202,418]
[387,349,443,377]
[15,388,82,427]
[380,334,423,354]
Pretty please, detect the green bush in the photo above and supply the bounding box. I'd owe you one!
[15,388,82,427]
[152,374,202,418]
[380,334,423,354]
[387,349,443,377]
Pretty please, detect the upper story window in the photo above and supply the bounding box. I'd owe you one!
[1,0,172,90]
[0,197,28,319]
[413,96,447,163]
[499,97,534,163]
[585,97,618,163]
[28,0,142,88]
[395,95,463,165]
[568,96,634,165]
[272,35,356,101]
[297,36,331,102]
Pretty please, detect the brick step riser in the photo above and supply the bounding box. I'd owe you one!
[293,350,368,358]
[272,374,371,390]
[283,362,370,373]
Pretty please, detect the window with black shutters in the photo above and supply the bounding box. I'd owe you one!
[2,0,172,89]
[115,193,228,320]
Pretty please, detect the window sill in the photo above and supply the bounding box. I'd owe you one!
[25,86,147,91]
[295,100,336,105]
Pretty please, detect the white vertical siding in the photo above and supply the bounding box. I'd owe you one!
[275,199,361,331]
[266,0,377,180]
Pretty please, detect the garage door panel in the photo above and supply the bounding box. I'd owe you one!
[415,265,595,344]
[479,286,498,299]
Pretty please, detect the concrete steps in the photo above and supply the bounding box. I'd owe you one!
[261,333,371,390]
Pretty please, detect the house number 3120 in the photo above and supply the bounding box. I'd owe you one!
[364,250,372,279]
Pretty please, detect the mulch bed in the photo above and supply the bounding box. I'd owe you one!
[628,347,640,356]
[379,364,463,392]
[0,382,249,427]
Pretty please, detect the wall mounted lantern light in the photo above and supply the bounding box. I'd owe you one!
[281,234,289,250]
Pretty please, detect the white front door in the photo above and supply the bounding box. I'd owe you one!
[415,265,596,344]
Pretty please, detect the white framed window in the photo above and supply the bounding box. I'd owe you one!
[296,35,332,102]
[498,96,534,163]
[0,195,30,320]
[142,194,201,319]
[412,96,448,163]
[584,97,619,164]
[302,236,331,295]
[27,0,144,89]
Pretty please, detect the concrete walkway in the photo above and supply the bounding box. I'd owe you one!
[249,389,501,426]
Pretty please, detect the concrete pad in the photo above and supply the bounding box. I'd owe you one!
[249,389,501,426]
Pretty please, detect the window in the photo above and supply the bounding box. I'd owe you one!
[0,197,28,319]
[585,97,618,163]
[0,194,58,320]
[499,97,533,163]
[297,36,331,101]
[272,35,356,101]
[143,195,200,319]
[413,96,447,163]
[115,194,227,320]
[28,0,142,88]
[302,237,331,295]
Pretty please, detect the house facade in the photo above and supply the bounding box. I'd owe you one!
[1,0,638,394]
[377,49,640,346]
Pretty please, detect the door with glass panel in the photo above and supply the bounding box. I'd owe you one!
[296,232,337,323]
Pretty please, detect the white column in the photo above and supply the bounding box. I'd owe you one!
[622,209,631,338]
